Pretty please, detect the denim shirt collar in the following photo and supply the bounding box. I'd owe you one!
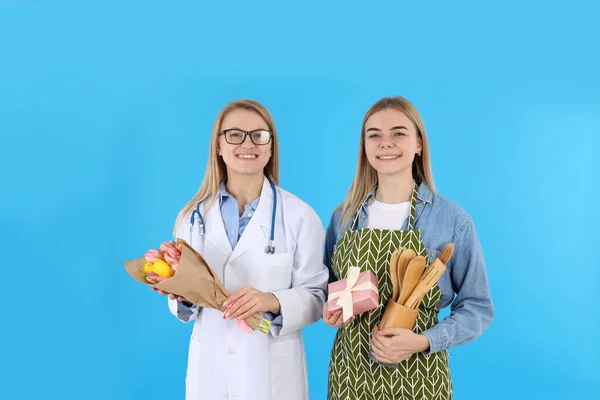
[354,181,434,230]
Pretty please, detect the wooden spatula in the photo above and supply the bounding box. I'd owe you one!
[389,248,403,302]
[438,243,454,264]
[398,256,426,306]
[396,248,416,293]
[405,260,446,309]
[406,243,455,309]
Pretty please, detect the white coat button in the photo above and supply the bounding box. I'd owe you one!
[229,260,236,267]
[227,347,235,355]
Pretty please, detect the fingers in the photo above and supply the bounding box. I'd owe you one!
[377,328,406,337]
[223,286,250,308]
[324,310,342,326]
[151,287,170,296]
[324,310,355,328]
[236,302,261,321]
[151,287,188,303]
[371,347,394,364]
[370,325,395,364]
[371,333,388,355]
[225,294,251,319]
[228,297,258,320]
[340,315,355,327]
[372,327,389,349]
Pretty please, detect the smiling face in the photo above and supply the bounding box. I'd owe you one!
[363,108,422,178]
[217,108,273,179]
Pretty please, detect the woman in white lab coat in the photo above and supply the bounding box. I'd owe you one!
[153,99,329,400]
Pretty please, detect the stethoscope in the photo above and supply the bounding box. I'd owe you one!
[189,179,278,254]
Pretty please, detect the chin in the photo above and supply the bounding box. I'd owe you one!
[374,164,412,177]
[230,165,266,177]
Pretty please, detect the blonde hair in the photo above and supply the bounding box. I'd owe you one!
[339,96,435,230]
[173,99,279,236]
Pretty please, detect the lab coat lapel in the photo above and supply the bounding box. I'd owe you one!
[230,176,271,260]
[204,200,233,256]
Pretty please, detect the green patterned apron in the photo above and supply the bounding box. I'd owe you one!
[328,183,452,400]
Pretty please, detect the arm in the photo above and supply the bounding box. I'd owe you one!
[422,218,494,353]
[269,206,330,337]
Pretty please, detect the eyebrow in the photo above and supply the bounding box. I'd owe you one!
[222,127,268,131]
[365,125,409,132]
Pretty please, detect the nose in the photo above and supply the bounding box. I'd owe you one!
[379,137,394,148]
[240,134,255,148]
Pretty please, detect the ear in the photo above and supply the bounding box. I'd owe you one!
[416,137,423,155]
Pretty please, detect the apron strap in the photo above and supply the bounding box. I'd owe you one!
[407,181,420,230]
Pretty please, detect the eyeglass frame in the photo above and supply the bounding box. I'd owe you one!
[218,128,273,146]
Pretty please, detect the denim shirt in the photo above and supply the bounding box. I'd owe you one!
[177,184,283,325]
[323,182,494,354]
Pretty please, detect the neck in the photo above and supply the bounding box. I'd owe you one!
[375,170,414,204]
[225,172,264,209]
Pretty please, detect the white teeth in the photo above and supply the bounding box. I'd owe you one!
[378,155,399,160]
[237,154,257,159]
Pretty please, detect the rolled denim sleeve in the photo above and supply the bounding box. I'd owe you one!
[423,218,494,354]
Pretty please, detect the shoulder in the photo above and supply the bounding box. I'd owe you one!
[427,189,474,239]
[327,206,344,232]
[276,185,323,229]
[324,204,346,246]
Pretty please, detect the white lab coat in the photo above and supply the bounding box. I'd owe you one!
[168,176,329,400]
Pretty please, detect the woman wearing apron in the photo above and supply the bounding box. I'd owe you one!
[323,96,494,399]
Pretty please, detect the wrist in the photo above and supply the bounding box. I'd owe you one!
[416,334,430,352]
[266,293,281,315]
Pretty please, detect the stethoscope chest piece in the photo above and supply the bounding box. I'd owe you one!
[265,241,275,254]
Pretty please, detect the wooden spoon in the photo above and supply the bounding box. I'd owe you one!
[389,248,403,302]
[398,256,426,306]
[396,248,416,296]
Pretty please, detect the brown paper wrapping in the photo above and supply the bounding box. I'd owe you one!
[124,238,261,330]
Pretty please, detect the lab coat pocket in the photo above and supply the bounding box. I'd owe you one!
[256,253,294,292]
[270,338,304,399]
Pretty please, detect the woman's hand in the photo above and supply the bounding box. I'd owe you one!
[151,287,189,303]
[222,286,280,320]
[322,303,355,328]
[370,325,430,364]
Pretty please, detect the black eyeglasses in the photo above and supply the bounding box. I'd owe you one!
[218,129,273,145]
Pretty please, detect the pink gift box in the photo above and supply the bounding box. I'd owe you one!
[327,270,379,316]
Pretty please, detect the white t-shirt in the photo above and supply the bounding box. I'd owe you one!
[364,199,411,230]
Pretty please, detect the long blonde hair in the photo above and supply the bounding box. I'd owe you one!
[339,96,435,230]
[173,99,280,236]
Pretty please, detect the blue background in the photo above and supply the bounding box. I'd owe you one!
[1,1,599,399]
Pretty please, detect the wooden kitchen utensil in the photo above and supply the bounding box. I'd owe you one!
[398,255,426,305]
[405,243,455,309]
